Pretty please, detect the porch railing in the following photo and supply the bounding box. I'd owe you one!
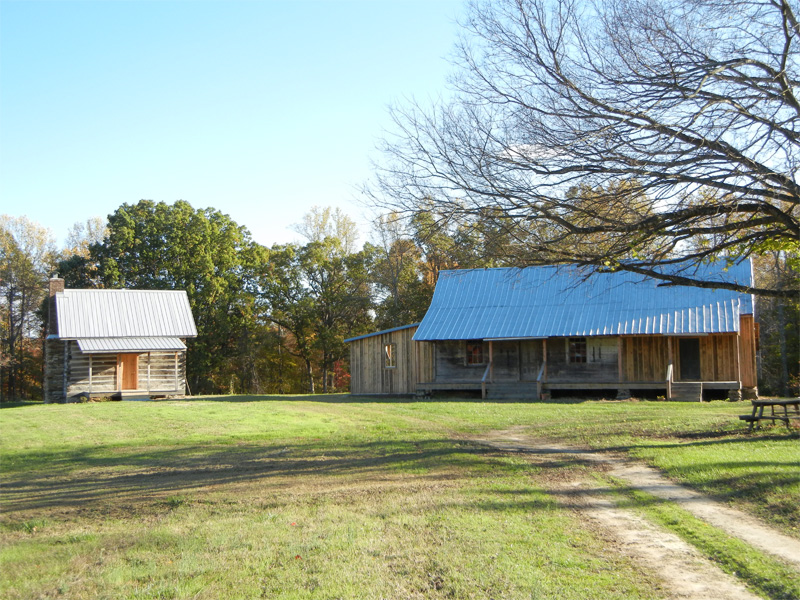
[536,363,546,400]
[481,362,492,399]
[666,363,673,400]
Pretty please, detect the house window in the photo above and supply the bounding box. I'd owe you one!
[384,343,396,369]
[466,341,484,365]
[569,337,587,363]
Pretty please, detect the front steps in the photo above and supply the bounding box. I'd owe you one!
[670,382,703,402]
[484,382,541,400]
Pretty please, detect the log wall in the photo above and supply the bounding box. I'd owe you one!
[64,344,187,397]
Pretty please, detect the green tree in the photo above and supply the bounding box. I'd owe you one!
[60,200,269,395]
[261,243,320,393]
[368,213,431,329]
[263,208,374,393]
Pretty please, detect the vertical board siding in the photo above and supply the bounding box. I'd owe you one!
[622,337,669,382]
[347,326,433,394]
[739,315,757,388]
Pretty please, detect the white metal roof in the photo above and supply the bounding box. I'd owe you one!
[77,337,187,353]
[56,289,197,340]
[413,262,754,341]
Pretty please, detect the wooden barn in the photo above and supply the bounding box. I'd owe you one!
[43,278,197,402]
[347,262,758,401]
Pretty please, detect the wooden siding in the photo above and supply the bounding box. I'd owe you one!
[622,337,669,382]
[348,326,433,394]
[433,340,522,382]
[520,340,544,381]
[739,315,757,388]
[65,342,187,397]
[547,337,619,382]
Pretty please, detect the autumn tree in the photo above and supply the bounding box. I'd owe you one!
[0,215,56,400]
[371,0,800,297]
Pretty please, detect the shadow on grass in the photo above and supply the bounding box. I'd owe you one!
[2,438,597,516]
[178,393,611,404]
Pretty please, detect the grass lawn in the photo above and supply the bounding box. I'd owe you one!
[1,396,798,599]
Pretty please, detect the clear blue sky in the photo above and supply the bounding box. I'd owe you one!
[0,0,464,247]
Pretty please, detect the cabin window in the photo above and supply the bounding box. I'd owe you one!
[384,343,396,369]
[568,337,587,363]
[466,341,484,365]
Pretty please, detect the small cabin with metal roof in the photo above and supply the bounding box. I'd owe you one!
[346,262,758,401]
[43,278,198,402]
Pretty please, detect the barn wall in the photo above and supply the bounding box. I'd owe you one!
[348,326,432,395]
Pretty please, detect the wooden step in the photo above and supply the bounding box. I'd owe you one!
[670,382,703,402]
[485,383,540,400]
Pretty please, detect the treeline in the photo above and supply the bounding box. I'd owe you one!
[1,200,798,399]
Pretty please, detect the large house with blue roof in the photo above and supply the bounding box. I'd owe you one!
[346,261,757,401]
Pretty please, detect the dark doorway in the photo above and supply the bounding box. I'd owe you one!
[679,338,701,380]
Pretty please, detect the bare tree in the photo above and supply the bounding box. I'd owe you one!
[370,0,800,297]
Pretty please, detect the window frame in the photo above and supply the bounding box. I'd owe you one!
[465,341,485,366]
[568,337,587,364]
[383,342,397,369]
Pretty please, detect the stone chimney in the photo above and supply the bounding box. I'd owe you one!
[44,276,65,402]
[47,276,64,336]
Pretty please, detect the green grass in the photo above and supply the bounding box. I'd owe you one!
[1,396,798,599]
[606,478,800,600]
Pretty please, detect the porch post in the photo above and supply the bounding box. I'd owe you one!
[488,341,494,382]
[88,354,93,394]
[618,337,623,383]
[147,352,151,393]
[542,339,548,381]
[735,333,741,388]
[174,352,179,392]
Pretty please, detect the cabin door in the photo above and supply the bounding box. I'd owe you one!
[117,354,139,390]
[678,339,701,381]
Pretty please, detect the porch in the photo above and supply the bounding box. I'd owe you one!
[415,379,742,401]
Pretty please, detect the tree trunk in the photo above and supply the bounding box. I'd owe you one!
[305,359,315,394]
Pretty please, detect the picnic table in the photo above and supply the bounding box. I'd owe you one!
[739,399,800,431]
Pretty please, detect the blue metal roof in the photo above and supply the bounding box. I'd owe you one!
[344,323,420,344]
[413,262,753,340]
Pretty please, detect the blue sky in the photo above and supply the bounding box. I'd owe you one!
[0,0,464,247]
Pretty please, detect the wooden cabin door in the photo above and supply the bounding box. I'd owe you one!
[678,339,701,381]
[117,354,139,390]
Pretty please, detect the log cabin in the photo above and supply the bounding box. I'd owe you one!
[43,278,197,402]
[346,262,758,401]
